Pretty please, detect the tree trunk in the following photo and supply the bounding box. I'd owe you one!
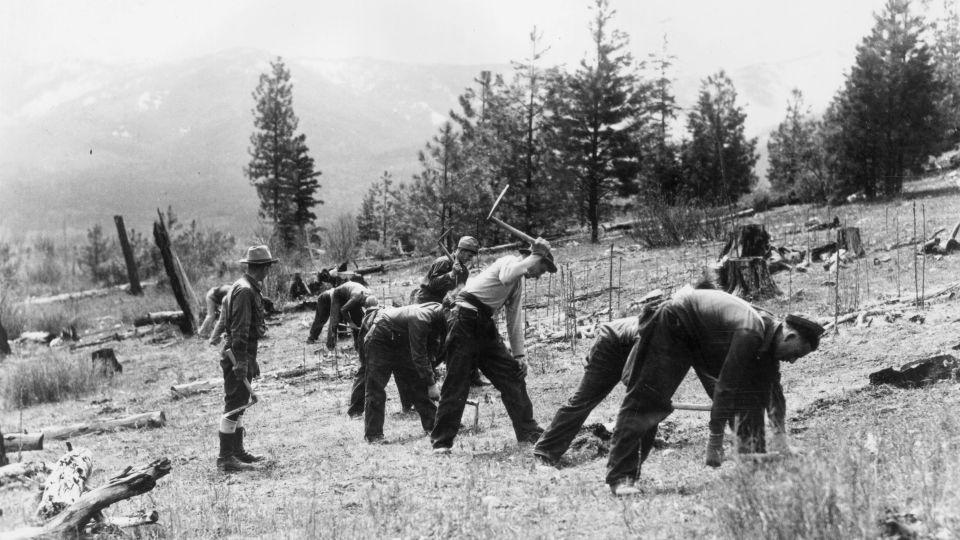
[5,458,171,539]
[113,215,142,296]
[0,425,6,466]
[169,378,220,398]
[36,448,94,520]
[0,461,48,486]
[3,432,44,452]
[43,411,166,441]
[152,209,195,336]
[0,315,10,356]
[719,223,770,260]
[718,257,782,301]
[134,311,185,327]
[837,227,866,258]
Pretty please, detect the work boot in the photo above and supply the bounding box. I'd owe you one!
[609,478,641,497]
[216,432,257,472]
[518,426,545,445]
[234,427,265,463]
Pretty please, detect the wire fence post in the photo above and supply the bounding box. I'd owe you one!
[608,243,614,321]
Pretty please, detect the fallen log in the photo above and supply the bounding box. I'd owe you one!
[3,458,171,540]
[134,311,185,327]
[170,378,220,398]
[15,331,55,345]
[3,432,44,452]
[105,509,159,528]
[355,264,386,276]
[43,411,166,440]
[0,461,49,486]
[869,354,960,388]
[16,282,156,307]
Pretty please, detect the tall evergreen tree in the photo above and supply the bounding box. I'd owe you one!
[932,0,960,148]
[246,57,322,248]
[832,0,943,197]
[642,35,683,201]
[767,89,824,201]
[681,71,758,204]
[356,171,398,244]
[545,0,644,243]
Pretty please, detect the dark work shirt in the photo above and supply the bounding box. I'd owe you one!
[368,303,446,383]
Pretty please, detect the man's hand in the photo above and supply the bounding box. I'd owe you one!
[531,237,551,258]
[209,335,222,346]
[428,383,440,401]
[515,354,528,378]
[705,432,724,467]
[234,365,248,381]
[769,432,791,454]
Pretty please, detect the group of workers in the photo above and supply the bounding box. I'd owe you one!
[210,235,824,496]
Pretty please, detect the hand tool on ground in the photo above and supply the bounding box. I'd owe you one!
[222,349,260,419]
[671,402,712,412]
[486,185,535,244]
[465,399,480,430]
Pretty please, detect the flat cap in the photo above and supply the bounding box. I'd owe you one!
[786,313,826,350]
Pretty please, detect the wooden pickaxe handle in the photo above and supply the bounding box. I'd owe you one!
[489,216,535,245]
[222,349,260,419]
[672,402,712,412]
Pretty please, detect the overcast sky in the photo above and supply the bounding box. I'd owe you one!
[2,0,897,77]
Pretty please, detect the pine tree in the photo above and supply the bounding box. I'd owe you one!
[356,171,397,243]
[545,0,645,243]
[767,89,823,201]
[246,57,321,248]
[832,0,943,197]
[642,35,683,201]
[681,71,758,204]
[933,0,960,148]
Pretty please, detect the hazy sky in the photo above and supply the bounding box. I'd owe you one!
[3,0,895,77]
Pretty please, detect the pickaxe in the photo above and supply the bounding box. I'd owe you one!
[222,349,260,419]
[487,185,535,244]
[437,227,456,265]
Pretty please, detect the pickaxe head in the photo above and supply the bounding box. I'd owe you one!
[487,184,510,221]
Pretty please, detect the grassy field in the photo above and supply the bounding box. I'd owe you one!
[1,173,959,538]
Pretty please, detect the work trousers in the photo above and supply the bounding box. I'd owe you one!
[363,332,437,440]
[605,309,764,486]
[533,335,625,463]
[307,291,333,342]
[221,351,255,422]
[430,307,540,449]
[347,332,417,416]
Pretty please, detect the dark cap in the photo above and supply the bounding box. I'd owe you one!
[785,314,826,350]
[539,250,558,273]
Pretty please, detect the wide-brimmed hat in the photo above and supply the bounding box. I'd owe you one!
[785,313,825,350]
[457,236,480,253]
[238,245,279,265]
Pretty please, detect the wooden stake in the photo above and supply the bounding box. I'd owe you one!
[834,219,842,332]
[608,243,614,321]
[921,204,926,310]
[913,202,919,308]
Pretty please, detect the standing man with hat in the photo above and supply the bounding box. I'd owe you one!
[430,238,557,454]
[216,245,278,472]
[412,235,487,388]
[601,288,824,495]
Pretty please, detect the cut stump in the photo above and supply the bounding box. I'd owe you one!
[718,257,782,301]
[869,354,959,388]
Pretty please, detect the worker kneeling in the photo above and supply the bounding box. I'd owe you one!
[363,302,447,443]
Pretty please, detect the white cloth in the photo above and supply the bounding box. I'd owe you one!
[460,255,526,356]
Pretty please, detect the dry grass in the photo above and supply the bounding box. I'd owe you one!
[1,350,114,408]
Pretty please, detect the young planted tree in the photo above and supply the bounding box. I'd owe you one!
[831,0,943,197]
[681,71,758,204]
[545,0,645,242]
[246,57,322,248]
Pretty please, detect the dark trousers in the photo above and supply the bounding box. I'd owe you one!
[221,356,253,422]
[307,291,332,341]
[348,319,415,416]
[533,336,625,463]
[363,333,437,439]
[430,307,540,449]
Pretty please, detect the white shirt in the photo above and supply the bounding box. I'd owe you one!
[460,255,526,356]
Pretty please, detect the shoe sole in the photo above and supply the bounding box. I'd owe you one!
[433,448,452,455]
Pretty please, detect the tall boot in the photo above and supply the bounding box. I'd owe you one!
[216,431,256,472]
[234,427,265,463]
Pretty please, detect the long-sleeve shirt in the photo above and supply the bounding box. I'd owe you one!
[206,284,232,307]
[368,303,446,383]
[667,288,781,434]
[416,256,468,303]
[221,274,267,377]
[328,281,371,347]
[458,255,526,356]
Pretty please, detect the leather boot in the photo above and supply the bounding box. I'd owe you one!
[234,427,265,463]
[217,432,257,472]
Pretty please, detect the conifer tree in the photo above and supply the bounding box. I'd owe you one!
[246,57,322,247]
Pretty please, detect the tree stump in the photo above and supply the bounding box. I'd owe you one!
[36,448,94,520]
[837,227,866,258]
[719,224,771,259]
[869,354,959,388]
[718,257,782,301]
[91,348,123,374]
[0,315,11,356]
[0,425,7,467]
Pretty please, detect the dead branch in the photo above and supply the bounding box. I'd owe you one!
[3,433,43,452]
[43,411,166,440]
